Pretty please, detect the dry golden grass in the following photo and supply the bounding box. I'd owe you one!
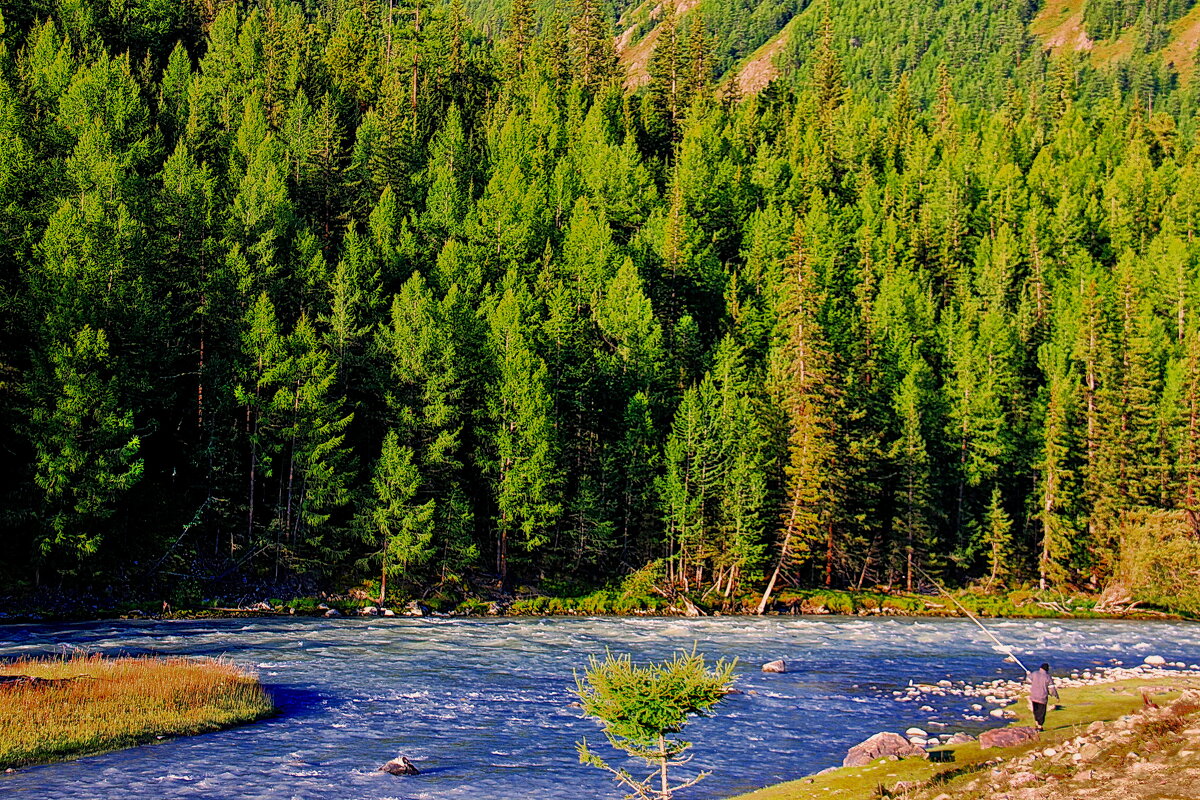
[0,653,274,769]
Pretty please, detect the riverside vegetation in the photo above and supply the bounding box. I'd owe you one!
[0,654,274,769]
[4,0,1200,617]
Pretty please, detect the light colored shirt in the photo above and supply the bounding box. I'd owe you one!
[1028,668,1058,703]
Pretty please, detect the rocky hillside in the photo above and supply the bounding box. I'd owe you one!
[617,0,1200,97]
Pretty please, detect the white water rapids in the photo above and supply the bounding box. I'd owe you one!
[1,616,1198,799]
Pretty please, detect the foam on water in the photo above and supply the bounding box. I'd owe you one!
[1,616,1198,799]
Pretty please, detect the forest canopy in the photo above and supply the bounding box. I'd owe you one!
[1,0,1199,606]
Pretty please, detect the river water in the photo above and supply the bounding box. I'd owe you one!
[1,616,1198,799]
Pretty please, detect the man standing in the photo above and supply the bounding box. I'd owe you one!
[1028,662,1059,730]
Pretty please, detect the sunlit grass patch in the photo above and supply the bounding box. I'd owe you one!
[0,653,274,769]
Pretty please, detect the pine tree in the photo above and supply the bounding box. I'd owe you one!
[569,0,616,93]
[758,220,837,613]
[360,429,435,604]
[30,327,143,578]
[646,2,685,139]
[889,359,936,592]
[276,315,355,569]
[487,290,560,586]
[505,0,536,75]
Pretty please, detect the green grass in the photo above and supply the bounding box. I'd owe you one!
[727,676,1199,800]
[0,654,275,769]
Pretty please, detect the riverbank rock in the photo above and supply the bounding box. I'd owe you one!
[945,732,976,745]
[980,726,1039,749]
[843,732,928,767]
[381,608,396,617]
[762,660,787,674]
[404,601,430,617]
[323,608,341,618]
[359,606,378,616]
[379,755,419,776]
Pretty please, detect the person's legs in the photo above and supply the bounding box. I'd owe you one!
[1032,701,1047,729]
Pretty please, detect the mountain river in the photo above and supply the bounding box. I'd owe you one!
[1,615,1198,799]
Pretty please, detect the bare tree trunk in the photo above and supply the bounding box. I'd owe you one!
[757,502,798,615]
[380,551,387,607]
[658,733,669,800]
[824,520,834,587]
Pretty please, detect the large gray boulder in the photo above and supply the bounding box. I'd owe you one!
[843,732,927,767]
[761,660,787,674]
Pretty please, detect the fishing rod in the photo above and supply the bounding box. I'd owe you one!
[914,565,1031,675]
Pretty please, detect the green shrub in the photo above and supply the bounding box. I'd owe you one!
[1118,511,1200,615]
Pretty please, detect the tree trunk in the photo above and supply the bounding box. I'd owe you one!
[380,552,387,607]
[658,733,670,800]
[757,501,798,615]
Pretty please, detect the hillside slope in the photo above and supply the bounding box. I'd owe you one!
[618,0,1200,96]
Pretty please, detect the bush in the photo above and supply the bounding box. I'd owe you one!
[575,649,736,799]
[1118,510,1200,615]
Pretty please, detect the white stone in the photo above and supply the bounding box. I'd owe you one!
[1143,655,1167,666]
[906,727,928,737]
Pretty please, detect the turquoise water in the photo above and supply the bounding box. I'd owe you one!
[1,616,1197,799]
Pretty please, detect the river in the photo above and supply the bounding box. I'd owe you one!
[1,616,1197,799]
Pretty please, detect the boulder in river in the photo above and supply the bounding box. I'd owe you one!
[323,608,341,618]
[762,660,787,674]
[379,755,419,776]
[979,726,1039,749]
[842,732,927,767]
[1143,655,1167,666]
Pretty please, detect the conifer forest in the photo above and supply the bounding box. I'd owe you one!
[2,0,1200,606]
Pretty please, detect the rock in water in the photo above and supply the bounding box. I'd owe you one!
[1143,655,1167,666]
[979,726,1039,749]
[762,660,787,674]
[379,755,419,776]
[843,732,928,767]
[323,608,341,618]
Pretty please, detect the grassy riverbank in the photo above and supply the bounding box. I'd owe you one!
[0,654,274,770]
[729,674,1200,800]
[206,586,1185,620]
[3,585,1189,623]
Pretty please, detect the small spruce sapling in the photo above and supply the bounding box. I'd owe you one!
[574,649,735,800]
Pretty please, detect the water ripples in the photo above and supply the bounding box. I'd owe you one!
[1,616,1198,799]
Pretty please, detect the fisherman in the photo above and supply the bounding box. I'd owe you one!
[1027,662,1059,731]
